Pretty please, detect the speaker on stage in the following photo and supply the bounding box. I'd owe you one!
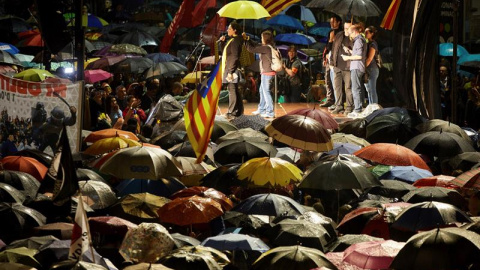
[34,0,72,54]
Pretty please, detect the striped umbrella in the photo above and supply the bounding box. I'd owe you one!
[451,167,480,189]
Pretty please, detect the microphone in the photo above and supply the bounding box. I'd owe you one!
[217,33,227,43]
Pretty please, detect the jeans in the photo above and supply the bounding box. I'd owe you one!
[258,74,274,115]
[351,69,364,112]
[364,67,379,104]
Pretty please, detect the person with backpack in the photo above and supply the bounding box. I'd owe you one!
[243,30,280,118]
[283,45,303,102]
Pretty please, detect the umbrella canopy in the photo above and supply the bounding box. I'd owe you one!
[214,138,277,165]
[0,15,30,33]
[365,107,426,125]
[115,177,185,197]
[326,234,383,252]
[451,167,480,189]
[84,69,113,84]
[0,247,41,269]
[299,158,381,191]
[181,71,210,84]
[145,53,182,64]
[343,240,405,269]
[232,193,305,217]
[158,195,224,226]
[100,146,182,180]
[86,55,129,71]
[84,128,139,143]
[448,152,480,172]
[144,62,187,79]
[175,157,214,186]
[413,175,457,189]
[390,227,480,269]
[13,69,55,82]
[170,186,233,211]
[252,245,337,270]
[200,164,244,194]
[78,180,117,209]
[152,130,187,149]
[404,130,475,161]
[160,246,230,269]
[112,57,154,74]
[280,4,317,23]
[114,30,159,47]
[287,108,339,130]
[367,179,416,199]
[89,216,137,238]
[338,118,368,139]
[354,143,430,171]
[83,136,141,156]
[392,201,472,232]
[438,42,469,57]
[324,0,382,17]
[120,223,175,263]
[108,43,147,55]
[331,133,370,147]
[76,168,106,183]
[223,211,268,230]
[216,128,268,144]
[274,33,316,45]
[217,1,270,20]
[201,233,270,252]
[0,170,40,199]
[0,50,21,66]
[123,263,172,270]
[0,156,47,182]
[266,219,333,252]
[402,187,465,208]
[265,115,333,152]
[236,157,303,187]
[110,193,171,224]
[416,119,471,142]
[0,203,46,243]
[229,115,269,131]
[0,183,25,203]
[170,233,201,248]
[365,113,420,145]
[7,235,58,250]
[379,165,433,183]
[32,222,73,240]
[327,142,362,155]
[266,14,304,31]
[210,121,238,143]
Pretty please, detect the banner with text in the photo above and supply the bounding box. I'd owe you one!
[0,74,83,152]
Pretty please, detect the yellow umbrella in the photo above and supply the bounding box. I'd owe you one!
[217,0,271,20]
[13,69,55,82]
[237,157,303,187]
[181,71,209,84]
[83,136,141,156]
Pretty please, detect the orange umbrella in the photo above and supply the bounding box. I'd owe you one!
[83,136,141,155]
[158,196,224,226]
[84,128,139,143]
[0,156,47,182]
[170,186,233,211]
[354,143,430,171]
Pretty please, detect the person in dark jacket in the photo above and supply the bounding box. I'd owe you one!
[219,21,244,119]
[243,30,277,118]
[38,106,77,152]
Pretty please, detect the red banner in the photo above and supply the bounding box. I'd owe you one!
[160,0,195,53]
[191,0,217,27]
[202,14,227,56]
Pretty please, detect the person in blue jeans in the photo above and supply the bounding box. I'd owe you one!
[364,26,380,105]
[341,24,368,118]
[243,30,277,118]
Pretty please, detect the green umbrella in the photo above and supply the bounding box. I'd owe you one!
[366,112,420,145]
[13,69,55,82]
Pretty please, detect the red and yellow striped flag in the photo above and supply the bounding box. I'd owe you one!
[184,61,223,163]
[381,0,402,30]
[261,0,301,18]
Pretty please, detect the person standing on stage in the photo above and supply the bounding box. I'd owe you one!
[219,21,244,119]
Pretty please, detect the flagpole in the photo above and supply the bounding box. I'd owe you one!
[79,192,96,264]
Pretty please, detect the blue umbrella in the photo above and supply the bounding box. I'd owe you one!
[201,233,270,252]
[458,53,480,69]
[326,142,362,155]
[232,193,305,217]
[281,4,317,23]
[275,33,316,45]
[438,43,469,57]
[308,26,331,37]
[115,178,185,197]
[379,165,433,183]
[266,14,304,31]
[0,42,19,54]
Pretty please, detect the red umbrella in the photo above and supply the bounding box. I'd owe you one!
[16,29,44,47]
[354,143,430,171]
[343,240,405,269]
[0,156,47,182]
[170,186,233,211]
[287,108,339,130]
[413,175,457,189]
[451,167,480,189]
[84,69,113,83]
[88,216,137,237]
[158,195,224,226]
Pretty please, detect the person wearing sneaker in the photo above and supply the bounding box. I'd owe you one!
[341,24,368,116]
[320,14,342,108]
[329,22,354,115]
[243,30,276,118]
[219,21,244,119]
[364,26,380,107]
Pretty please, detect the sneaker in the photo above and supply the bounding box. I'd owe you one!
[331,107,344,114]
[328,105,337,111]
[261,113,275,118]
[252,110,263,115]
[347,111,362,119]
[320,101,334,107]
[344,109,352,115]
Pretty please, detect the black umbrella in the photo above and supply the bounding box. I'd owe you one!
[170,233,201,248]
[7,235,59,250]
[401,187,466,208]
[160,246,230,269]
[404,130,476,161]
[266,219,334,252]
[0,170,40,199]
[144,62,188,79]
[365,107,426,126]
[366,179,416,199]
[114,30,159,47]
[390,227,480,270]
[326,234,383,252]
[230,115,270,131]
[210,121,238,143]
[316,153,370,167]
[76,168,108,184]
[12,149,52,167]
[392,201,472,232]
[152,130,188,149]
[232,193,305,217]
[200,164,244,194]
[338,118,367,139]
[252,245,337,270]
[0,183,26,203]
[324,0,381,17]
[448,152,480,172]
[299,158,381,191]
[416,119,471,142]
[214,138,277,165]
[366,113,420,145]
[297,211,337,239]
[0,15,30,33]
[112,57,154,74]
[223,210,268,230]
[0,203,46,243]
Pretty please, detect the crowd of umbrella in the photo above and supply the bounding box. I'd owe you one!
[0,104,480,269]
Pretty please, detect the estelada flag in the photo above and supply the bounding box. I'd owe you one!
[184,61,223,163]
[381,0,403,30]
[261,0,301,18]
